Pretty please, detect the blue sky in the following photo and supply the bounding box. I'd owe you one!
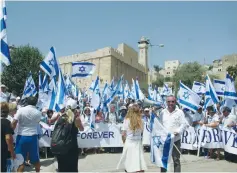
[6,1,237,68]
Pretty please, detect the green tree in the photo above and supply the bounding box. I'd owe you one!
[227,65,237,89]
[172,62,206,92]
[153,65,162,73]
[227,65,237,77]
[1,45,43,96]
[152,74,164,87]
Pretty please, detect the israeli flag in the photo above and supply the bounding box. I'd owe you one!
[71,62,95,78]
[204,75,219,108]
[104,75,124,106]
[55,69,66,111]
[22,72,37,99]
[91,76,100,110]
[148,84,154,100]
[47,78,57,110]
[124,80,131,100]
[179,81,201,112]
[40,47,59,78]
[150,113,175,170]
[41,74,49,92]
[213,79,225,97]
[192,81,205,95]
[224,74,237,100]
[132,78,145,101]
[0,0,11,67]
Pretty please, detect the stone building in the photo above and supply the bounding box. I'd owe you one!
[159,60,181,78]
[207,54,237,79]
[58,37,149,89]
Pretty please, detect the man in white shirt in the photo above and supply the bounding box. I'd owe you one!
[12,97,42,172]
[105,104,118,124]
[0,84,10,102]
[159,95,186,173]
[221,106,237,128]
[221,106,237,162]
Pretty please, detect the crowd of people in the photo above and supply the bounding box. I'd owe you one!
[1,84,237,173]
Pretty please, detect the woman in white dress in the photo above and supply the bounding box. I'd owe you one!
[117,103,147,172]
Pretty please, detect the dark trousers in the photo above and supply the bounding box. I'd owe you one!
[56,147,79,172]
[1,156,7,172]
[161,140,181,173]
[224,151,237,163]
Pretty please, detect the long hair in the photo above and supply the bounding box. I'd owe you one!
[62,108,74,124]
[125,107,143,132]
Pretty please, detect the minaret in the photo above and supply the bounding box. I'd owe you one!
[138,36,149,73]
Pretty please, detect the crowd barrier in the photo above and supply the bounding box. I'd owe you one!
[39,122,237,155]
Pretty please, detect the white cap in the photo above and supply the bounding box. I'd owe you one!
[66,99,77,110]
[120,106,127,110]
[58,104,65,110]
[144,108,150,111]
[1,84,6,88]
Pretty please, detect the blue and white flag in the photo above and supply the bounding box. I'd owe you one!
[213,79,225,97]
[148,84,154,100]
[192,81,205,95]
[91,76,100,110]
[132,78,145,101]
[47,78,57,110]
[204,75,219,109]
[150,113,174,170]
[71,62,95,78]
[124,80,131,100]
[22,72,37,99]
[90,76,101,129]
[179,81,201,112]
[104,75,124,106]
[40,47,59,78]
[224,74,237,101]
[41,74,49,92]
[55,69,66,111]
[0,0,11,66]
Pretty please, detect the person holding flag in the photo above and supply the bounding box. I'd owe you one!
[158,95,186,172]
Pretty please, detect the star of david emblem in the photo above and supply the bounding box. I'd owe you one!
[183,91,190,100]
[48,59,54,67]
[26,82,31,89]
[79,66,86,73]
[96,89,100,95]
[221,86,225,91]
[30,84,35,89]
[198,86,202,92]
[153,136,163,148]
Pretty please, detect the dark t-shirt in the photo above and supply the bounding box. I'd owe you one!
[1,118,14,159]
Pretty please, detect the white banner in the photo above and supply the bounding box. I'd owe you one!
[39,122,124,148]
[38,122,237,155]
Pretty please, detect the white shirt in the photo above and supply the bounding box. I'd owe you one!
[107,112,117,124]
[159,108,187,141]
[14,105,42,136]
[0,91,8,102]
[122,118,142,140]
[207,114,219,124]
[192,112,204,129]
[222,114,237,127]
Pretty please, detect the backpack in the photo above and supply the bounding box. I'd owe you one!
[50,114,75,155]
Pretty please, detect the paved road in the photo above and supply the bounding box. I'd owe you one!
[24,152,237,172]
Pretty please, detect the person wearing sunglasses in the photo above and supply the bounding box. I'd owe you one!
[159,95,186,173]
